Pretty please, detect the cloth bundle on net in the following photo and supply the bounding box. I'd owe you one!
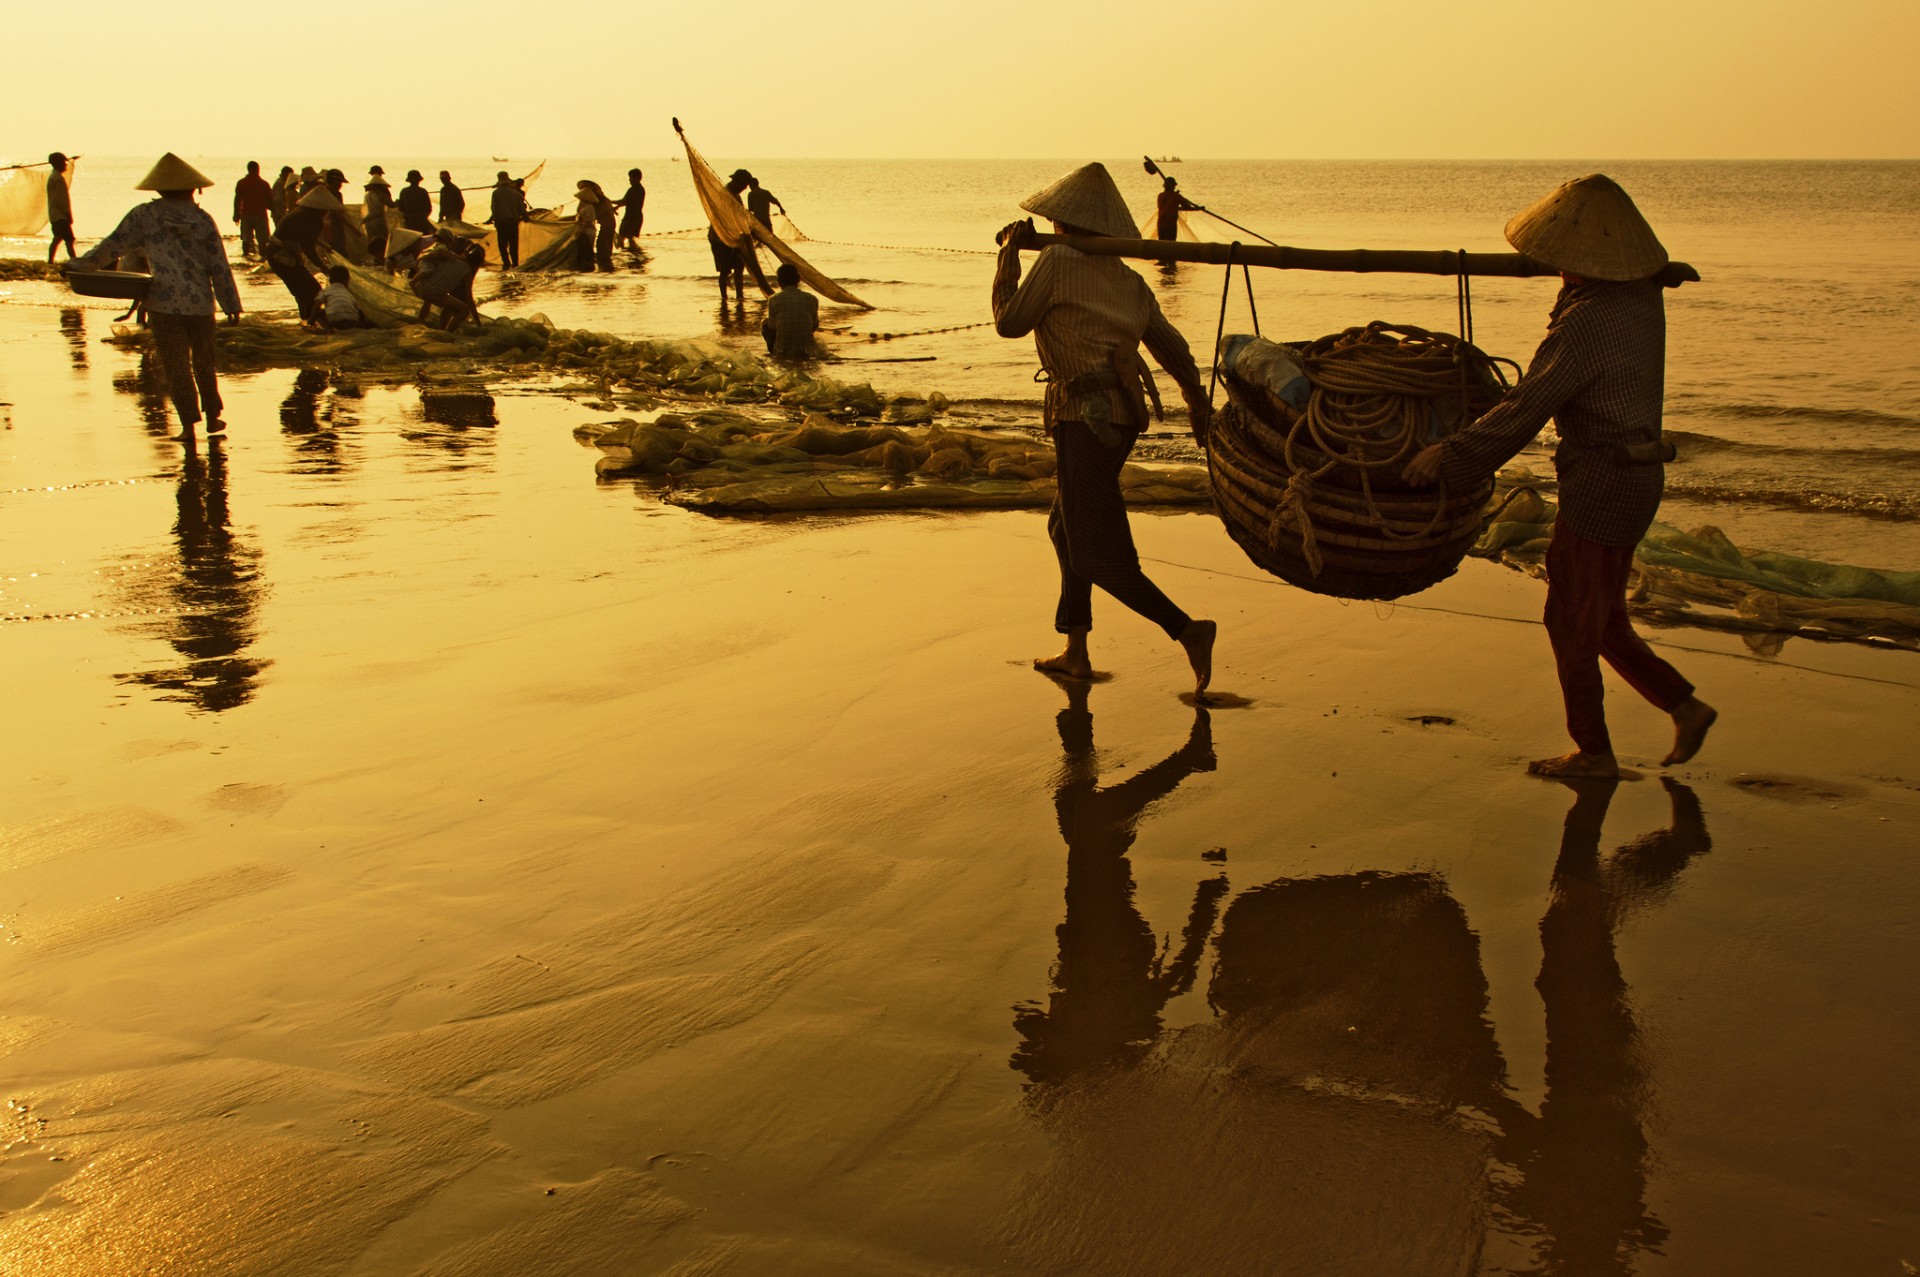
[1207,324,1515,601]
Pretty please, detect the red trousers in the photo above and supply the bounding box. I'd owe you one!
[1544,527,1693,755]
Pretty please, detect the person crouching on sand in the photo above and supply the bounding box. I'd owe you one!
[410,232,476,331]
[1402,174,1716,779]
[992,162,1216,696]
[72,153,241,441]
[311,265,367,331]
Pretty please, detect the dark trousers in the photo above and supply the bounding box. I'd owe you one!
[149,312,222,428]
[1544,526,1694,754]
[239,213,271,257]
[497,220,520,268]
[1049,420,1190,639]
[269,256,321,319]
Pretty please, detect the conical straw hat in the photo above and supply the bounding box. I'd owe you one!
[297,186,345,212]
[1504,174,1667,282]
[384,227,424,259]
[1020,162,1137,240]
[136,152,213,191]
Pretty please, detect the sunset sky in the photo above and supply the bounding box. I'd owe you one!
[8,0,1916,160]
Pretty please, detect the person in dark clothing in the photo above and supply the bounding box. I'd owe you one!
[46,153,77,263]
[362,172,393,264]
[744,172,784,229]
[411,234,475,331]
[396,170,434,233]
[264,186,338,319]
[616,168,645,250]
[233,161,274,258]
[1154,177,1199,241]
[438,170,464,223]
[490,171,524,268]
[708,169,753,302]
[761,263,819,359]
[269,165,296,228]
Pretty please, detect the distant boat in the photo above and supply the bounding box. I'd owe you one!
[1155,155,1183,163]
[491,155,510,162]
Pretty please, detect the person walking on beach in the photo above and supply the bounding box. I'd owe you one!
[71,153,241,440]
[233,161,273,259]
[708,169,753,302]
[762,263,818,358]
[438,170,464,223]
[396,170,433,234]
[1403,174,1716,779]
[993,162,1217,696]
[615,167,646,250]
[490,171,524,268]
[46,153,77,263]
[1154,176,1199,241]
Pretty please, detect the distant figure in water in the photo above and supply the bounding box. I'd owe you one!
[708,169,753,302]
[616,167,646,250]
[46,153,76,263]
[1154,176,1198,241]
[743,171,784,230]
[437,170,464,223]
[1403,174,1716,779]
[491,171,524,269]
[993,162,1217,696]
[72,153,241,440]
[762,263,818,359]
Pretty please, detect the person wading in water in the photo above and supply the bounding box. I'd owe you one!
[993,162,1217,697]
[1403,174,1716,779]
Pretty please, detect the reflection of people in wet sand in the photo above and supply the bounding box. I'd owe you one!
[1013,680,1224,1083]
[1514,776,1710,1273]
[993,162,1217,695]
[1403,175,1715,778]
[116,440,270,712]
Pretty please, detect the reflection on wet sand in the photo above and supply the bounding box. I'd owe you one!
[1010,686,1712,1275]
[278,368,360,475]
[405,386,498,465]
[58,307,88,370]
[111,352,175,435]
[113,440,270,712]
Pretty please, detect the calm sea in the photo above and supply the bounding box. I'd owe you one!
[7,155,1919,567]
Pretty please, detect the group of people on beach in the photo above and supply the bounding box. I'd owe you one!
[995,162,1714,780]
[49,141,1711,778]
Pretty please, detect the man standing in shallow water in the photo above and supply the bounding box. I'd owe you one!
[1403,174,1716,779]
[993,162,1217,697]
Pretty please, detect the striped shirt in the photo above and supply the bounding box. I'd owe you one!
[1441,278,1668,546]
[992,244,1202,429]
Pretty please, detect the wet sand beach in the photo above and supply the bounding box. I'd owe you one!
[4,286,1920,1273]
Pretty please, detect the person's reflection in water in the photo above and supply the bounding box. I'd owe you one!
[279,367,355,475]
[1513,777,1710,1275]
[59,307,88,369]
[113,351,178,435]
[115,438,270,711]
[1012,680,1227,1084]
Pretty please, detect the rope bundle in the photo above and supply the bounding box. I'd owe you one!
[1207,323,1515,600]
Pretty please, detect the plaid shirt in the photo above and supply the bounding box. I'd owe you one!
[1442,278,1668,546]
[993,244,1204,428]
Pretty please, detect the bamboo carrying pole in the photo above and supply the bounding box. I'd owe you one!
[1015,231,1702,285]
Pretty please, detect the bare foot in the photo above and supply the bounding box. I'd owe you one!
[1033,651,1094,680]
[1179,619,1216,696]
[1663,697,1717,766]
[1527,751,1621,779]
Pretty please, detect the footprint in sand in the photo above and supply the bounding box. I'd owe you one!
[205,783,291,816]
[1728,773,1864,804]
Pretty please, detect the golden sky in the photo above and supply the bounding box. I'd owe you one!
[10,0,1916,159]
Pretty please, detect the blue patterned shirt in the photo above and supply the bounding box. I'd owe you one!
[85,198,240,318]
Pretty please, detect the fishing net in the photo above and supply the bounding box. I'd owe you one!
[676,124,872,309]
[581,412,1208,513]
[1474,475,1920,648]
[0,160,69,237]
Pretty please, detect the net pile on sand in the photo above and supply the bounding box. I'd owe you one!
[580,412,1210,513]
[1207,325,1515,601]
[1475,475,1920,648]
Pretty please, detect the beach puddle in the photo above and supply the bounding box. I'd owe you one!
[1729,773,1865,803]
[1182,690,1254,708]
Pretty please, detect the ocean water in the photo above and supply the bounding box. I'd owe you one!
[6,155,1919,567]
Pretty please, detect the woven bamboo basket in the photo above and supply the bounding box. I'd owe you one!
[1206,326,1508,601]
